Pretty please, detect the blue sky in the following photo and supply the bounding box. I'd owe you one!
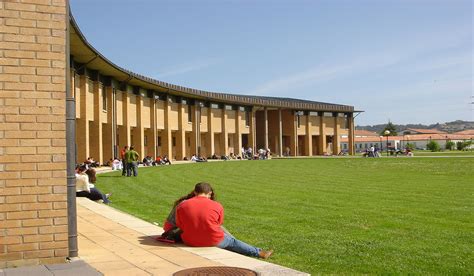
[70,0,473,126]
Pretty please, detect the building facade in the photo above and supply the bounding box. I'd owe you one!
[69,15,357,164]
[0,0,357,268]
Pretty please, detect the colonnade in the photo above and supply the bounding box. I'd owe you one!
[71,69,355,165]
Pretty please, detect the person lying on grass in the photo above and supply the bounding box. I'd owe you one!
[174,182,273,259]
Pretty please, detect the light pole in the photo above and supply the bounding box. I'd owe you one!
[384,130,390,156]
[379,136,383,153]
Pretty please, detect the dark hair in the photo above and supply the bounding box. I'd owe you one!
[85,168,97,183]
[173,182,215,207]
[77,165,87,173]
[130,146,134,150]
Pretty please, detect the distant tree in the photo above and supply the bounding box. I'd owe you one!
[405,143,415,151]
[445,141,455,150]
[380,121,398,136]
[426,140,440,152]
[457,140,473,151]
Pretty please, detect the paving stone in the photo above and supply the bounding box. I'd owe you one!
[4,265,51,276]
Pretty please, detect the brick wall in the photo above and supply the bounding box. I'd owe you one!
[0,0,68,268]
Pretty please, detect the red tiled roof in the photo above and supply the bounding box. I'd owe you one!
[453,129,474,135]
[355,130,379,137]
[405,128,447,134]
[340,133,473,142]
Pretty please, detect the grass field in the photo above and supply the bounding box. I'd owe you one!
[96,158,473,274]
[412,150,474,156]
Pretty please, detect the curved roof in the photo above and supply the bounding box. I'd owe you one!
[69,12,355,113]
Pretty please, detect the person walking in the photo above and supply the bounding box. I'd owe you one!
[176,182,273,259]
[120,146,129,176]
[125,146,139,177]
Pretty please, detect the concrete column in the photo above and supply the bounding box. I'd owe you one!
[264,107,269,150]
[163,97,173,157]
[291,112,297,156]
[305,113,313,156]
[131,95,144,158]
[149,98,157,158]
[221,107,229,156]
[90,81,103,164]
[333,114,341,155]
[249,108,256,153]
[119,91,131,149]
[348,114,355,155]
[76,75,90,163]
[176,102,186,160]
[191,104,199,156]
[319,113,326,155]
[207,106,215,156]
[278,109,283,157]
[235,109,242,157]
[102,86,114,160]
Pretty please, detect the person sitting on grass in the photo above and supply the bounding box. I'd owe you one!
[75,166,111,204]
[162,155,172,165]
[175,182,273,259]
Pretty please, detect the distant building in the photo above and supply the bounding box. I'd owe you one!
[341,133,473,152]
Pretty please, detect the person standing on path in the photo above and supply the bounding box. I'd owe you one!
[120,146,129,176]
[125,146,139,177]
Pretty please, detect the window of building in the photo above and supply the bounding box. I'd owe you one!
[297,115,301,128]
[102,88,107,111]
[158,137,161,147]
[187,137,191,147]
[144,136,148,146]
[187,105,192,123]
[344,144,347,149]
[245,111,250,127]
[172,137,176,147]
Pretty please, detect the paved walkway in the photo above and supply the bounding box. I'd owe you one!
[76,197,308,276]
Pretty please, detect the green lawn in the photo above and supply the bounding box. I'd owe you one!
[412,150,474,156]
[96,158,473,274]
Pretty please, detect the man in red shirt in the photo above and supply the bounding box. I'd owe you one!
[176,182,273,259]
[120,146,128,176]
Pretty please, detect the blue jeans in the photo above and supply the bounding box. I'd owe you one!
[127,161,138,176]
[217,233,260,257]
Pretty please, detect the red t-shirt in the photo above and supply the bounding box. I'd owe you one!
[176,196,224,247]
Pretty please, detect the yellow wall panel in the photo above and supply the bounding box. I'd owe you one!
[200,107,208,131]
[142,98,151,128]
[226,110,236,133]
[324,117,335,135]
[86,80,94,120]
[156,100,164,129]
[169,103,179,131]
[116,91,123,126]
[309,116,320,135]
[212,109,222,133]
[129,95,137,127]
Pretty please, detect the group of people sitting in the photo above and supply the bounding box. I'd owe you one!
[242,147,271,160]
[159,182,273,259]
[75,165,111,204]
[142,155,172,166]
